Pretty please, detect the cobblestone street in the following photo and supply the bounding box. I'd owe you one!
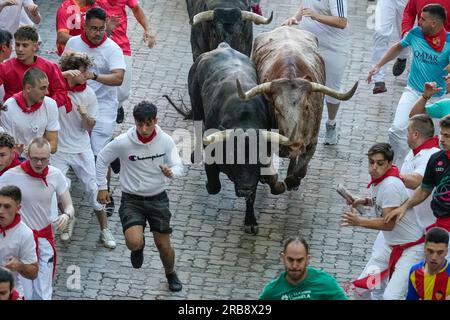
[31,0,412,299]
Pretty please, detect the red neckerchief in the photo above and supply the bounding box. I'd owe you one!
[0,214,21,237]
[413,136,440,156]
[9,289,22,300]
[0,152,21,176]
[137,129,157,144]
[446,151,450,160]
[12,91,43,114]
[32,224,57,278]
[20,160,49,187]
[367,165,401,188]
[424,28,447,52]
[65,78,86,93]
[81,31,107,48]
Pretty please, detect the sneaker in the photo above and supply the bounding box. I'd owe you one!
[60,216,76,242]
[130,238,145,269]
[372,81,387,94]
[100,228,116,249]
[324,122,338,145]
[392,58,407,77]
[105,196,115,217]
[166,272,183,292]
[116,105,124,124]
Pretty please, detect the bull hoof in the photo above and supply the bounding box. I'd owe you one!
[244,225,259,235]
[285,176,301,191]
[270,181,287,195]
[206,181,221,194]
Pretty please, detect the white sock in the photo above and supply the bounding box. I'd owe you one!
[327,119,336,126]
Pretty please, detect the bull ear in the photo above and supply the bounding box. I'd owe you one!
[302,75,313,82]
[218,125,226,131]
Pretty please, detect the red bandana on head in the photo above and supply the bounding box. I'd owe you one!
[12,91,43,114]
[424,28,447,52]
[81,31,107,48]
[367,165,402,188]
[20,160,49,187]
[0,152,21,176]
[137,129,157,144]
[413,136,440,156]
[0,214,21,237]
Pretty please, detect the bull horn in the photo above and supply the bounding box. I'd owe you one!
[192,10,214,25]
[236,79,272,101]
[261,130,290,146]
[310,81,358,101]
[203,129,233,145]
[241,10,273,25]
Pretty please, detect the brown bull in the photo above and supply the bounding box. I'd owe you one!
[237,26,357,190]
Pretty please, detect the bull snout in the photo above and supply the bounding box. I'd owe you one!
[235,187,255,198]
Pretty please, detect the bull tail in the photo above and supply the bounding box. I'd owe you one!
[162,94,193,120]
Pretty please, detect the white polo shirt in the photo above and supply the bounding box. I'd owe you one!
[0,166,68,231]
[58,87,98,153]
[372,176,423,245]
[64,36,126,123]
[401,147,440,230]
[0,219,37,295]
[0,96,60,148]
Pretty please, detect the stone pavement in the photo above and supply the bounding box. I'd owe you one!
[31,0,410,299]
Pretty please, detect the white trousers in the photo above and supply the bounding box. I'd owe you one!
[91,120,116,156]
[52,149,104,211]
[355,239,423,300]
[319,47,348,105]
[19,238,54,300]
[388,87,440,167]
[117,55,132,107]
[372,0,409,82]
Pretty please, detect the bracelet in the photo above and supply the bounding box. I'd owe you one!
[422,94,431,101]
[92,72,98,81]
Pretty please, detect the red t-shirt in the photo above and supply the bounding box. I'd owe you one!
[96,0,138,56]
[0,56,69,108]
[402,0,450,37]
[56,0,96,55]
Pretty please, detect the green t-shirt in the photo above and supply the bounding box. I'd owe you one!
[426,98,450,119]
[259,267,348,300]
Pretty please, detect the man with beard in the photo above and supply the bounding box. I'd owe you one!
[259,237,347,300]
[367,4,450,168]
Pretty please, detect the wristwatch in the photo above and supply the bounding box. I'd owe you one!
[92,72,98,81]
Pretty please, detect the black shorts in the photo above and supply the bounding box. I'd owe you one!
[118,191,172,234]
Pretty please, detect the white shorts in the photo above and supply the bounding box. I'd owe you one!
[118,55,132,106]
[90,120,116,156]
[51,149,104,211]
[319,47,348,105]
[19,238,54,300]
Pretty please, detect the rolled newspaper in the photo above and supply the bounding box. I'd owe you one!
[336,184,365,215]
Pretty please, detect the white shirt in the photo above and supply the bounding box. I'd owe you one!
[57,87,98,153]
[0,96,60,151]
[64,36,126,122]
[0,166,68,230]
[96,126,184,196]
[298,0,349,53]
[372,176,423,245]
[0,220,37,295]
[401,147,440,230]
[0,0,33,33]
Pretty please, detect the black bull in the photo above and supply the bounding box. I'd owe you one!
[185,0,272,61]
[188,43,287,234]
